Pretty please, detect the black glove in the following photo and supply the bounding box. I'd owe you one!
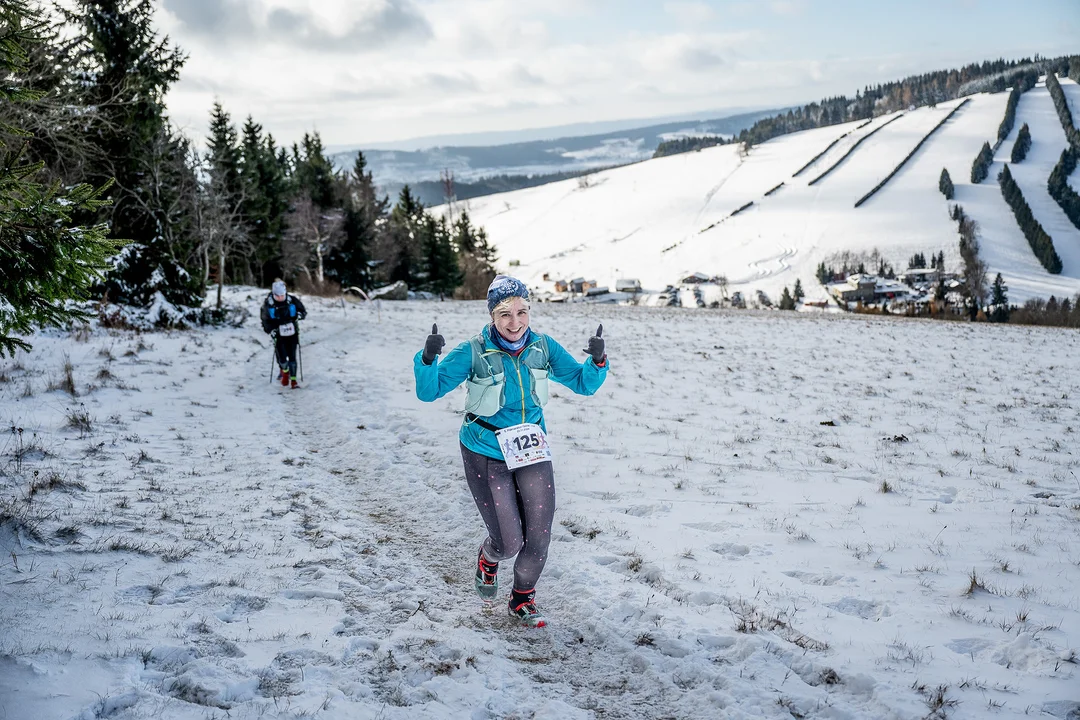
[422,323,445,365]
[583,324,605,364]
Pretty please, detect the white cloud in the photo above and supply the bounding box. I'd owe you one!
[161,0,432,53]
[769,0,807,16]
[663,1,716,25]
[157,0,1065,148]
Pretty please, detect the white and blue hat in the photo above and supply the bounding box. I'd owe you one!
[272,280,287,298]
[487,275,529,313]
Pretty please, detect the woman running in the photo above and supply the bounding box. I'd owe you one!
[414,275,608,627]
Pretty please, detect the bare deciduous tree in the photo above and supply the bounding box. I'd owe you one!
[194,155,250,309]
[283,195,344,288]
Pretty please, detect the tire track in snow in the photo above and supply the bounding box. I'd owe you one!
[728,246,798,286]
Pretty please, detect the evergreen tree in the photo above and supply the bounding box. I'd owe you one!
[420,215,462,298]
[653,135,727,158]
[1048,147,1080,233]
[1011,123,1031,163]
[1046,71,1080,149]
[72,0,201,308]
[240,125,289,284]
[207,103,242,204]
[454,210,498,299]
[283,132,344,286]
[997,85,1023,144]
[0,0,124,355]
[202,103,248,304]
[377,185,425,287]
[778,286,796,310]
[326,152,385,291]
[998,164,1062,273]
[735,56,1060,148]
[938,167,954,199]
[971,142,994,183]
[239,118,273,283]
[5,4,101,184]
[989,273,1009,322]
[293,131,337,208]
[793,278,804,300]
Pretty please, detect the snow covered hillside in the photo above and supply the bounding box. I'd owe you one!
[2,293,1079,719]
[451,79,1080,305]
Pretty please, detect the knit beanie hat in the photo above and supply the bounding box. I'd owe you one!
[487,275,529,314]
[272,280,287,298]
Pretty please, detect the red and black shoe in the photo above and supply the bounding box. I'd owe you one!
[290,378,299,389]
[475,546,498,603]
[508,588,546,628]
[280,370,290,387]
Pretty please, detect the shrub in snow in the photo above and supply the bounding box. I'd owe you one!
[100,242,203,309]
[1010,124,1031,163]
[938,168,955,199]
[1048,147,1080,232]
[998,164,1062,274]
[970,142,994,184]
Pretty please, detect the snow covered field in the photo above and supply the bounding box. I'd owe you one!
[452,79,1080,306]
[2,292,1079,719]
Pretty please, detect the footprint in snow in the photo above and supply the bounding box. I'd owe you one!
[825,596,891,619]
[782,570,845,586]
[709,542,751,557]
[215,594,269,622]
[685,521,731,533]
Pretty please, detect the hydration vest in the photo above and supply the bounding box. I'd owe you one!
[464,333,551,417]
[266,298,299,320]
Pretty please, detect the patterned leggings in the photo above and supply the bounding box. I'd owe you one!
[460,443,556,592]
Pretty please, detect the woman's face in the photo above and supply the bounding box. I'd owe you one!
[492,297,530,342]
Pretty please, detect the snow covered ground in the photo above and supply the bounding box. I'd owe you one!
[450,80,1080,306]
[2,291,1079,719]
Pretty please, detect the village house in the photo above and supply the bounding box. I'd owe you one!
[827,274,915,305]
[680,272,712,284]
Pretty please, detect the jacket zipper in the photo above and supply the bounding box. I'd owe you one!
[491,338,542,425]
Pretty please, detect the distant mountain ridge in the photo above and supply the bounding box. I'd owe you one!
[327,106,770,153]
[329,108,783,204]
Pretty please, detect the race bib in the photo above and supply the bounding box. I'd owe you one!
[278,323,296,337]
[495,423,553,470]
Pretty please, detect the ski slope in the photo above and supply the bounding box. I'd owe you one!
[452,81,1080,304]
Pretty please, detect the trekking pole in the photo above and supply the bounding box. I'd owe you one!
[269,337,276,383]
[298,338,303,382]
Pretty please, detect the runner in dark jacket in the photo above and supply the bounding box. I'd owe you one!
[260,280,307,388]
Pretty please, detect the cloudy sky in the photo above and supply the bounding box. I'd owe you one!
[155,0,1079,149]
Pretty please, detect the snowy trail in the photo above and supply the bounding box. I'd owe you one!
[276,302,898,719]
